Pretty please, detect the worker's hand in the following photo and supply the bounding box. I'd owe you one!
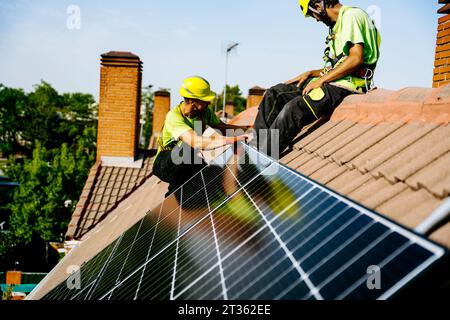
[233,125,251,132]
[235,134,251,143]
[302,79,325,96]
[285,71,312,87]
[227,135,250,145]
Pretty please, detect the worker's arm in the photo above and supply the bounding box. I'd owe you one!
[285,69,322,87]
[302,43,364,95]
[180,130,248,151]
[210,122,250,136]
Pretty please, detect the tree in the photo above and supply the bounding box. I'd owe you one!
[0,82,97,271]
[1,81,97,158]
[20,81,63,153]
[61,92,97,121]
[212,85,247,115]
[141,85,155,150]
[0,141,92,271]
[0,84,28,157]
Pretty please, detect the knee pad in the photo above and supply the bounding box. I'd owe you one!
[308,88,326,101]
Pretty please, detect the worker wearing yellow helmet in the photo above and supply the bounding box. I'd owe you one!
[153,76,250,197]
[253,0,380,158]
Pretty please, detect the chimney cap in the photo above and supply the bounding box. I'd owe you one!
[249,86,266,96]
[101,51,142,69]
[155,90,171,97]
[101,51,140,59]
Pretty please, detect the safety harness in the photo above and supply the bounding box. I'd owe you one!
[322,14,379,93]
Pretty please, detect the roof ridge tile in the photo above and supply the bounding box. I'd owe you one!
[331,86,450,124]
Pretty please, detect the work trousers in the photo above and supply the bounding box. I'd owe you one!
[253,81,353,158]
[153,143,207,198]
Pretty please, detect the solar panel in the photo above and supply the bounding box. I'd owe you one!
[40,143,449,300]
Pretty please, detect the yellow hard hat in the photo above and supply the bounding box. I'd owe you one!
[179,76,216,102]
[299,0,312,17]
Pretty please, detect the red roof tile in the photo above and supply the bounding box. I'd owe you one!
[65,149,157,240]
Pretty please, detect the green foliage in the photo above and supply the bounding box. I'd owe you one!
[141,86,155,150]
[0,84,28,156]
[0,81,97,158]
[212,84,247,115]
[4,143,79,244]
[20,81,62,152]
[0,81,97,271]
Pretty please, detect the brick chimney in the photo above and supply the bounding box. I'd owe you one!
[247,86,266,109]
[433,1,450,88]
[152,90,171,137]
[97,51,143,167]
[225,102,235,117]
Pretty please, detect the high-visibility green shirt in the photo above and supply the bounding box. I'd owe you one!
[315,6,381,92]
[156,103,221,156]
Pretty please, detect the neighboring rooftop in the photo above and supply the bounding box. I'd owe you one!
[65,149,159,240]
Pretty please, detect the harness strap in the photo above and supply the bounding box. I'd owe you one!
[322,12,380,93]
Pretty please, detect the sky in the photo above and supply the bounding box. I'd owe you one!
[0,0,441,107]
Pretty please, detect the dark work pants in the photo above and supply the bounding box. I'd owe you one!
[253,81,353,158]
[153,143,207,197]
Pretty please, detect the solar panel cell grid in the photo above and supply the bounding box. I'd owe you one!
[177,267,224,300]
[40,143,447,300]
[174,218,220,296]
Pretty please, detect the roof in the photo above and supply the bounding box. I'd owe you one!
[28,85,450,299]
[228,107,259,127]
[65,149,159,240]
[233,86,450,248]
